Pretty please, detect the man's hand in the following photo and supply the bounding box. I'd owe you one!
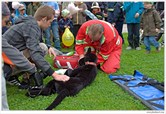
[112,23,116,26]
[52,71,70,82]
[79,54,84,59]
[48,47,57,59]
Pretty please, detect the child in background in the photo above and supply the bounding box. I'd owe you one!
[91,2,104,20]
[58,9,73,34]
[58,9,73,48]
[13,3,28,23]
[140,2,162,54]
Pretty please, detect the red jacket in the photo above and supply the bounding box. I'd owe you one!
[75,20,121,65]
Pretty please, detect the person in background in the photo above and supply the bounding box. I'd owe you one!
[75,20,122,74]
[58,9,73,34]
[91,2,104,20]
[140,2,161,54]
[2,5,70,90]
[27,2,42,16]
[72,2,87,38]
[44,2,61,50]
[58,9,73,48]
[2,2,11,110]
[154,2,164,46]
[12,3,28,23]
[123,2,144,50]
[107,2,125,44]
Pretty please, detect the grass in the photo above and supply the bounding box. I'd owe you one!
[6,33,164,110]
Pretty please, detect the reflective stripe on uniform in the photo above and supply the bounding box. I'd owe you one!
[76,39,88,45]
[86,27,89,35]
[98,52,109,60]
[116,36,121,45]
[99,20,116,38]
[100,35,105,45]
[84,46,95,52]
[107,8,114,12]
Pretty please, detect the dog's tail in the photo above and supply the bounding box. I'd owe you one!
[45,89,69,110]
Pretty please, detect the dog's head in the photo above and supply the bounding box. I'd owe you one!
[79,48,97,66]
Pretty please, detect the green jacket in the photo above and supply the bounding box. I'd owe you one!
[140,8,162,37]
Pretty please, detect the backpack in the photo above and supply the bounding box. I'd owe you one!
[53,54,79,69]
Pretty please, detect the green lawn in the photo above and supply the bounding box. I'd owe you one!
[6,33,164,110]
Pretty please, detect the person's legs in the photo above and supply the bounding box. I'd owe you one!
[3,63,12,79]
[143,36,151,52]
[1,74,9,110]
[73,25,81,39]
[39,43,48,55]
[100,38,122,74]
[115,21,124,44]
[100,50,121,74]
[52,20,61,50]
[44,26,51,46]
[133,23,140,48]
[149,36,160,51]
[127,23,134,48]
[7,43,48,87]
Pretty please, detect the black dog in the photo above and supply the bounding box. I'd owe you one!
[27,48,98,110]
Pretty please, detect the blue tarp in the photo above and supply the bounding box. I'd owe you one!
[109,70,164,110]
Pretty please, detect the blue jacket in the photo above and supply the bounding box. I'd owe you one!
[123,2,144,23]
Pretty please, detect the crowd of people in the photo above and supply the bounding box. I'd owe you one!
[2,1,164,110]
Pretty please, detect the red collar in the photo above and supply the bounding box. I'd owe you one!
[85,61,96,66]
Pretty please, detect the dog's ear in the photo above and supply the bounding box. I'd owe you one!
[78,58,85,66]
[87,48,91,54]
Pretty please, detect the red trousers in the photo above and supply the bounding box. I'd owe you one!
[100,38,122,74]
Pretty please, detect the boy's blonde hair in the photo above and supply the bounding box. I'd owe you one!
[34,5,55,21]
[144,2,154,5]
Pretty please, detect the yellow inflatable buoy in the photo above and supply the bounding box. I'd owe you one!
[62,28,74,47]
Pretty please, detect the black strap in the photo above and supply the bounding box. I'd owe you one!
[146,96,164,102]
[147,101,164,109]
[111,77,135,82]
[128,79,164,92]
[111,74,164,92]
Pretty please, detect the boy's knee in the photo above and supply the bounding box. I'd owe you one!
[39,43,48,55]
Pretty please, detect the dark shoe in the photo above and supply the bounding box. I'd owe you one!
[136,47,141,50]
[30,72,43,86]
[97,64,101,69]
[126,46,132,50]
[18,81,30,89]
[156,45,161,52]
[7,76,21,86]
[26,85,44,98]
[145,51,150,54]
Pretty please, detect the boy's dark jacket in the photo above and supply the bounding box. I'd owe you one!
[107,2,124,23]
[2,16,54,76]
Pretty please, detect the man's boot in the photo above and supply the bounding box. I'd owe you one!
[30,72,44,87]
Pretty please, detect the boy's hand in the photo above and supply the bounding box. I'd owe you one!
[135,13,139,18]
[155,28,160,33]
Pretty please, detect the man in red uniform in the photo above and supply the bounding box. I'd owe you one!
[75,20,122,74]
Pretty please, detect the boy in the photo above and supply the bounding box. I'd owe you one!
[140,2,162,53]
